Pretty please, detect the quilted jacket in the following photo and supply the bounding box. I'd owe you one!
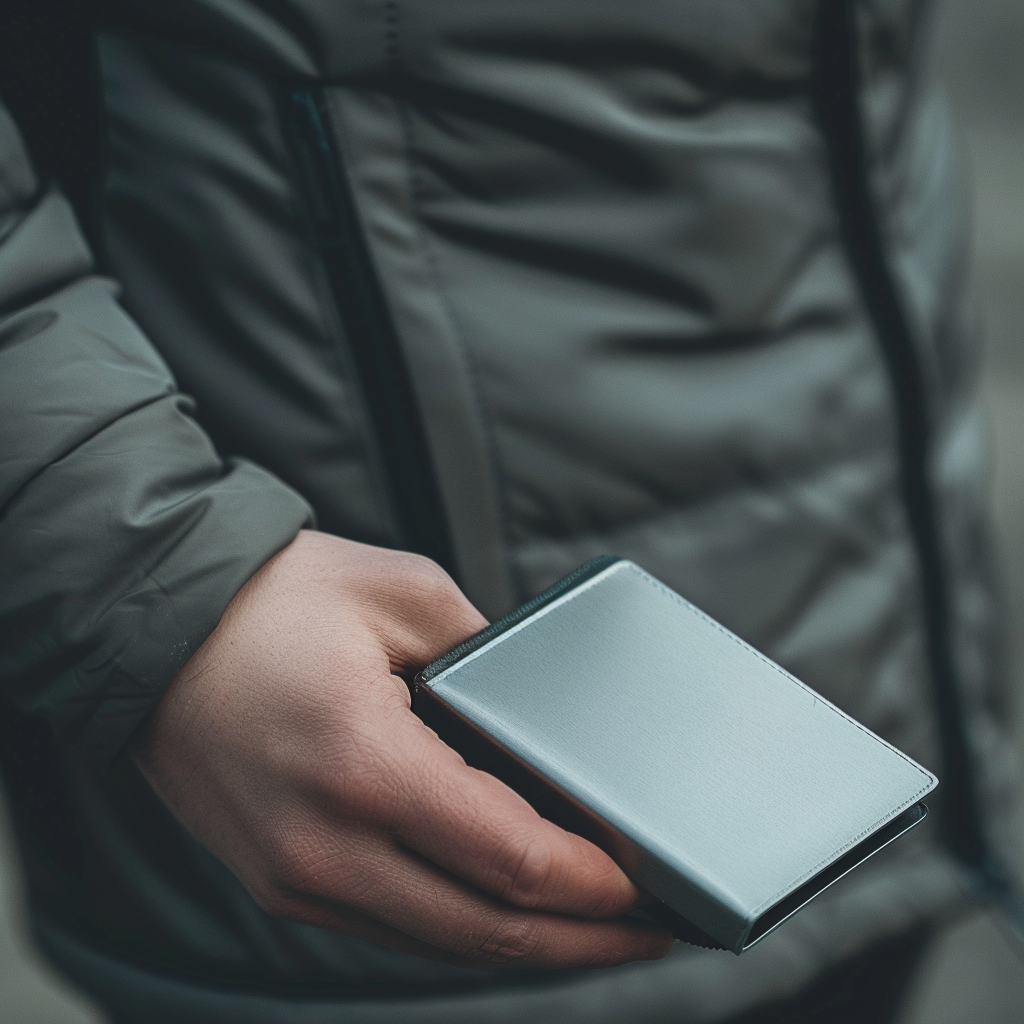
[0,1,1015,1020]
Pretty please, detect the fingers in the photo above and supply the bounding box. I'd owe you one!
[311,540,639,918]
[266,825,672,970]
[255,897,489,969]
[258,532,660,967]
[373,713,642,919]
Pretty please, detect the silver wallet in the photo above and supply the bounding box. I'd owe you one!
[413,557,937,954]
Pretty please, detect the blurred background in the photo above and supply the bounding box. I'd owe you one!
[1,1,1024,1020]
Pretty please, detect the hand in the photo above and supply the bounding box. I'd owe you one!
[131,531,672,969]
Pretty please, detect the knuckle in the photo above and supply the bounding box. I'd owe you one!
[472,917,543,966]
[499,839,556,907]
[267,849,318,895]
[332,749,406,827]
[249,881,331,931]
[404,555,460,606]
[582,858,633,917]
[262,833,329,898]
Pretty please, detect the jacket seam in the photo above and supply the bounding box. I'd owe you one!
[383,0,526,603]
[512,448,904,554]
[273,88,402,542]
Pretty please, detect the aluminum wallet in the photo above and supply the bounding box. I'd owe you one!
[412,557,937,954]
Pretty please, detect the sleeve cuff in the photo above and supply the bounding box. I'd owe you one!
[0,394,314,768]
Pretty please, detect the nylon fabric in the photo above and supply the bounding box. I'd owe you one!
[0,0,1014,1020]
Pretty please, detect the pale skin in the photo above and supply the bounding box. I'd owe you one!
[132,530,673,969]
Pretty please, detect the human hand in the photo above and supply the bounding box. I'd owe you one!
[132,531,672,969]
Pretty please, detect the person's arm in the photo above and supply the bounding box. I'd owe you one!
[0,96,671,969]
[0,98,311,767]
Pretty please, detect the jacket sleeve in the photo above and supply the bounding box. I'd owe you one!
[0,99,314,768]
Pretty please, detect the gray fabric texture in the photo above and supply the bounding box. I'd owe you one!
[0,0,1015,1020]
[0,86,313,766]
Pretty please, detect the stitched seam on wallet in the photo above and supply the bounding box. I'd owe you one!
[751,798,930,920]
[624,562,935,915]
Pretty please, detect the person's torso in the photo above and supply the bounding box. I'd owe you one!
[16,1,1020,1018]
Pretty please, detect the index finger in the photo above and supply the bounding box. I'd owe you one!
[381,710,643,919]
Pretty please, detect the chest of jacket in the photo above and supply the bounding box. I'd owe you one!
[97,0,985,779]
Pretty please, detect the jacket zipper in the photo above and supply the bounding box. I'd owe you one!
[284,86,455,573]
[813,1,995,877]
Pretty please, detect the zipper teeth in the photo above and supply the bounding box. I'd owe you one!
[284,87,456,574]
[814,2,991,871]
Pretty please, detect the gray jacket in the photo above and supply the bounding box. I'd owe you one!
[0,1,1015,1021]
